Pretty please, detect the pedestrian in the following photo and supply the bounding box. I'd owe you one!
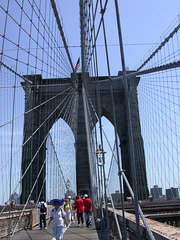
[67,196,74,222]
[48,199,68,240]
[64,199,72,225]
[75,196,84,227]
[68,196,73,205]
[84,194,92,227]
[37,198,47,230]
[72,198,76,223]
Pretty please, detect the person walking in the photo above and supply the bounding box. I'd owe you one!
[37,198,47,229]
[64,199,72,225]
[67,196,73,205]
[48,199,68,240]
[84,194,92,227]
[75,196,84,227]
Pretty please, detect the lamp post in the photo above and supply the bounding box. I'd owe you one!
[66,179,71,197]
[95,145,106,203]
[95,145,111,240]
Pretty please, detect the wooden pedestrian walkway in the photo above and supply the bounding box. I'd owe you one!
[2,222,107,240]
[64,223,103,240]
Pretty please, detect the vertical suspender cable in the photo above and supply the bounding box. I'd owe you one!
[0,0,10,69]
[114,0,141,239]
[8,0,25,237]
[91,7,105,220]
[99,0,126,238]
[50,0,75,75]
[2,1,11,238]
[114,0,141,237]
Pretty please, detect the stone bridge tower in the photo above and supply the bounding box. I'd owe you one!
[20,72,148,203]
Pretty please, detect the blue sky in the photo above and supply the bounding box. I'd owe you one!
[59,0,180,75]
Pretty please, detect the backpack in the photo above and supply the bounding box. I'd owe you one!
[40,202,46,213]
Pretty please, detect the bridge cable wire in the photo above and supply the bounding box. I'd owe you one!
[80,4,106,217]
[1,0,179,237]
[81,0,125,225]
[0,85,76,216]
[86,0,109,72]
[45,76,77,197]
[90,2,106,215]
[91,14,106,210]
[21,84,77,197]
[11,86,77,234]
[114,0,153,238]
[12,152,47,235]
[107,183,122,240]
[6,0,26,235]
[0,0,74,79]
[83,77,124,239]
[130,72,180,197]
[45,81,78,199]
[84,79,148,238]
[98,0,128,238]
[83,82,156,240]
[48,134,68,192]
[36,176,47,205]
[0,84,76,172]
[50,0,76,77]
[0,84,73,129]
[130,18,180,197]
[43,79,76,198]
[0,0,78,231]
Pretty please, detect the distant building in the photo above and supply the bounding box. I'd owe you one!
[111,190,123,203]
[64,189,75,199]
[150,185,162,199]
[166,187,179,199]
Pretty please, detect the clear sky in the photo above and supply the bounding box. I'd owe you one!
[58,0,180,75]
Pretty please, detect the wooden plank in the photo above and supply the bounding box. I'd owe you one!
[1,221,103,240]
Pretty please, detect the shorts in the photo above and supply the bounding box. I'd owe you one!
[65,211,71,221]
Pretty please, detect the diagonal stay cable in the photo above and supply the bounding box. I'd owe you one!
[130,76,180,193]
[19,86,76,181]
[50,0,75,74]
[86,0,109,71]
[0,85,77,216]
[36,175,47,205]
[0,61,32,84]
[12,85,77,234]
[0,1,73,77]
[12,154,47,235]
[0,84,76,171]
[0,83,73,129]
[107,182,122,240]
[48,134,68,190]
[48,85,78,188]
[48,86,78,194]
[64,87,78,131]
[83,85,156,240]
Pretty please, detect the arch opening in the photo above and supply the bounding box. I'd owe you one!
[46,118,76,201]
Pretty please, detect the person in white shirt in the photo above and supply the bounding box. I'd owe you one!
[48,199,68,240]
[37,198,47,229]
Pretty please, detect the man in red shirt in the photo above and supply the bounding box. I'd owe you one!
[84,194,92,227]
[75,196,84,227]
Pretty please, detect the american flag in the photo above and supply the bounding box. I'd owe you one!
[74,57,80,72]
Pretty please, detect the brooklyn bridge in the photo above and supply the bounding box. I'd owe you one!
[0,0,180,239]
